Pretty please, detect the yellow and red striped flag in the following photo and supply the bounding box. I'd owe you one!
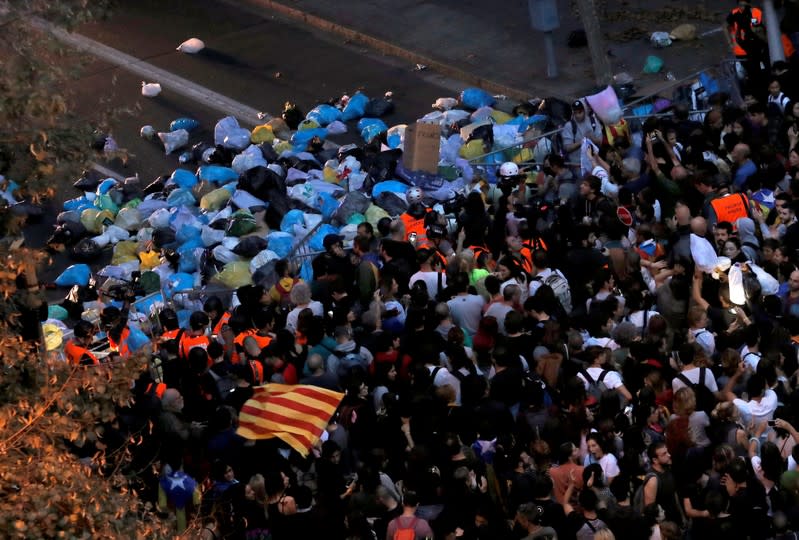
[236,383,344,457]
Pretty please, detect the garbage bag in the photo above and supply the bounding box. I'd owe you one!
[170,168,198,189]
[585,86,622,125]
[750,263,779,296]
[643,55,664,73]
[334,191,371,225]
[365,203,390,228]
[309,224,340,252]
[459,139,486,160]
[166,272,195,296]
[291,128,328,151]
[170,117,200,132]
[250,249,279,274]
[433,97,459,111]
[326,120,347,135]
[233,236,268,257]
[306,104,342,127]
[176,224,202,245]
[298,119,320,131]
[650,32,672,48]
[224,128,252,151]
[227,209,257,236]
[111,241,139,264]
[211,261,252,288]
[364,97,395,117]
[669,23,697,41]
[96,178,118,196]
[358,117,388,141]
[127,326,151,352]
[70,238,102,262]
[282,102,305,130]
[105,225,131,244]
[152,228,177,248]
[247,128,274,151]
[266,231,294,258]
[280,209,306,233]
[141,82,162,97]
[166,188,195,207]
[386,124,406,150]
[214,116,240,146]
[198,187,230,211]
[55,264,91,287]
[374,191,408,216]
[195,165,235,185]
[460,88,496,110]
[318,191,340,220]
[232,145,268,174]
[212,244,241,265]
[114,208,142,231]
[139,250,161,271]
[490,109,513,124]
[200,225,225,247]
[231,189,267,211]
[48,304,69,321]
[728,264,746,305]
[177,244,203,273]
[265,118,291,140]
[176,37,205,53]
[159,129,190,154]
[371,180,409,199]
[64,196,94,214]
[691,234,718,272]
[80,208,101,234]
[341,92,369,121]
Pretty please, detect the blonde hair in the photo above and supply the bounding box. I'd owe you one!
[711,401,739,423]
[673,386,696,417]
[248,474,266,503]
[594,529,616,540]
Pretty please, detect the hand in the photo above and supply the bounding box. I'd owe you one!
[654,129,664,141]
[651,260,668,272]
[400,417,411,435]
[586,471,595,488]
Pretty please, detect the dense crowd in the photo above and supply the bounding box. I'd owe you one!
[42,20,799,540]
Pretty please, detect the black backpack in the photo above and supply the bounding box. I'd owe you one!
[675,367,717,413]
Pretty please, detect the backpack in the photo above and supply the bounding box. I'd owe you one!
[581,369,610,403]
[393,516,418,540]
[334,348,367,380]
[576,517,607,540]
[632,472,659,514]
[675,367,717,413]
[534,272,573,314]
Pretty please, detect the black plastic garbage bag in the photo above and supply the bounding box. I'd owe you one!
[208,144,236,166]
[364,97,395,117]
[337,144,365,163]
[252,260,279,291]
[257,142,279,162]
[232,236,268,258]
[239,166,285,198]
[364,149,402,184]
[375,191,408,217]
[70,238,102,262]
[152,228,177,248]
[144,175,168,195]
[48,220,86,247]
[73,169,105,191]
[334,191,371,225]
[282,102,304,130]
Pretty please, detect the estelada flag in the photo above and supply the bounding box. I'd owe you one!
[236,383,345,457]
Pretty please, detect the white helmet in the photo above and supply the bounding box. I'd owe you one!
[499,162,520,178]
[407,187,424,204]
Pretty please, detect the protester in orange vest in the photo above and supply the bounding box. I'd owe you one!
[178,311,211,361]
[64,319,100,366]
[101,306,131,359]
[399,187,435,246]
[727,0,764,58]
[240,307,275,361]
[204,296,231,339]
[416,223,452,268]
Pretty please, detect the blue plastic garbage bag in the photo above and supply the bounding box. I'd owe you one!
[197,165,238,184]
[55,264,91,287]
[357,118,387,143]
[506,114,548,131]
[166,188,196,207]
[177,309,191,329]
[171,168,198,189]
[63,196,94,213]
[309,224,340,252]
[166,272,194,297]
[300,258,313,283]
[371,180,409,199]
[280,209,306,233]
[127,326,151,351]
[291,128,328,151]
[318,191,340,220]
[133,292,163,316]
[341,92,369,122]
[170,117,201,132]
[97,178,118,195]
[176,224,202,244]
[306,104,342,127]
[266,232,294,258]
[460,88,496,110]
[178,246,199,273]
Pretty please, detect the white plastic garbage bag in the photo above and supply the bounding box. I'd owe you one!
[650,32,672,48]
[690,234,718,272]
[231,189,267,211]
[159,129,189,155]
[326,120,348,135]
[148,208,172,229]
[140,125,156,139]
[749,262,779,296]
[141,82,162,97]
[433,97,458,110]
[201,225,225,247]
[710,256,731,279]
[214,116,240,146]
[728,264,746,305]
[177,37,205,53]
[105,225,131,244]
[585,86,623,125]
[231,145,268,174]
[212,245,242,264]
[249,249,280,273]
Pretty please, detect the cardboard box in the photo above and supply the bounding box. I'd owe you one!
[403,121,440,173]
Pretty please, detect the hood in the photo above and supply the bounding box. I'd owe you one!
[334,340,357,354]
[736,217,758,246]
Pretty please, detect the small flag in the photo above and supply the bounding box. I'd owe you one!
[237,383,344,457]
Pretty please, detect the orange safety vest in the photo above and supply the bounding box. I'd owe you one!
[469,245,497,271]
[728,6,763,57]
[709,193,750,228]
[108,327,131,358]
[518,239,547,275]
[162,328,181,340]
[178,332,211,360]
[145,382,167,399]
[249,360,264,385]
[783,34,796,59]
[211,312,231,337]
[400,208,431,244]
[64,339,99,366]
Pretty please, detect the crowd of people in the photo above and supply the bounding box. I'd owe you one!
[49,21,799,540]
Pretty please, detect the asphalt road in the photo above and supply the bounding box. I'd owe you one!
[32,0,470,287]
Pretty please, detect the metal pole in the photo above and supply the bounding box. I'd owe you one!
[762,0,786,63]
[544,31,558,79]
[574,0,612,86]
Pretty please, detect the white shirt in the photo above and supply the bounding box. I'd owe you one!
[447,294,485,336]
[625,310,660,332]
[410,270,447,299]
[672,366,719,393]
[285,301,324,333]
[584,452,620,481]
[740,347,762,371]
[593,165,619,199]
[577,366,624,391]
[733,389,778,426]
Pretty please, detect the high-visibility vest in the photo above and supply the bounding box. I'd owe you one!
[64,339,99,366]
[108,327,131,358]
[162,328,181,340]
[709,193,749,228]
[400,208,431,244]
[249,360,264,385]
[783,34,796,59]
[728,6,763,57]
[145,382,167,400]
[233,330,272,362]
[469,245,497,271]
[211,312,231,337]
[178,333,210,360]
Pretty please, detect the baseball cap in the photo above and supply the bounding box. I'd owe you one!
[323,234,344,250]
[427,223,446,238]
[572,99,585,110]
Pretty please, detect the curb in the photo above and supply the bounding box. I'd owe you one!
[241,0,567,102]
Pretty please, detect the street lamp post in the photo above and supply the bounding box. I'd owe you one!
[528,0,561,79]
